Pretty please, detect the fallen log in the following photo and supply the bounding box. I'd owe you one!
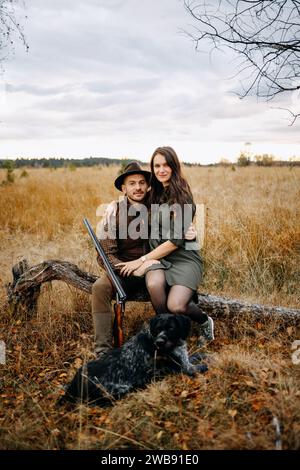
[6,259,151,319]
[7,259,300,323]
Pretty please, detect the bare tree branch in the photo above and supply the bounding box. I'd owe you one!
[272,106,300,124]
[184,0,300,109]
[0,0,28,66]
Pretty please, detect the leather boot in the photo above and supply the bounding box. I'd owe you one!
[92,312,112,358]
[92,274,114,357]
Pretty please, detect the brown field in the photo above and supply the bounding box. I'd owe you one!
[0,164,299,450]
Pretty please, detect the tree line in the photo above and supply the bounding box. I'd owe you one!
[0,157,143,169]
[0,156,299,170]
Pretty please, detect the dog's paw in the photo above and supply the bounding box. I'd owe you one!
[55,393,75,408]
[184,362,208,376]
[195,363,208,374]
[189,352,206,364]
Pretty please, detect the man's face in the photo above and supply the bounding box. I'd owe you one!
[121,173,148,203]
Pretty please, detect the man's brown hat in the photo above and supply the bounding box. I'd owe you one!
[114,161,151,191]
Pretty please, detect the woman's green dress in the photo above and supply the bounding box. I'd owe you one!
[147,194,203,291]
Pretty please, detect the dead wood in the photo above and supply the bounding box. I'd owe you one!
[7,259,300,323]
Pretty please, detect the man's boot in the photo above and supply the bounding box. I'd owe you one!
[92,312,112,358]
[92,274,114,358]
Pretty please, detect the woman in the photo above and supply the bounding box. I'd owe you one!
[116,146,214,342]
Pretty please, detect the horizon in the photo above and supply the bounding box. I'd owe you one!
[1,153,299,165]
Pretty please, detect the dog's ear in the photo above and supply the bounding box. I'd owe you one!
[176,315,191,339]
[149,315,159,332]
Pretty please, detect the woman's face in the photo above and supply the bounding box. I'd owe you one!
[153,153,172,187]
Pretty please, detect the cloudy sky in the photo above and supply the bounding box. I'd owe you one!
[0,0,299,164]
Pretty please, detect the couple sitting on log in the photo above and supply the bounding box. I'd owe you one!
[92,146,214,358]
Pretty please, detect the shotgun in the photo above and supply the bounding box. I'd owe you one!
[83,218,127,348]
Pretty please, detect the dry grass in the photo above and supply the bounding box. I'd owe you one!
[0,165,299,450]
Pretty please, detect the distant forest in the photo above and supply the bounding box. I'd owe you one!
[0,156,298,169]
[0,157,202,169]
[0,157,137,169]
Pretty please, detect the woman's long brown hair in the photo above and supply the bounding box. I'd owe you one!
[149,146,194,207]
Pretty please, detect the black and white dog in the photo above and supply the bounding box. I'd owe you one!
[59,314,208,407]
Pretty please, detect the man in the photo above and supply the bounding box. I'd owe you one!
[92,161,208,358]
[92,161,154,357]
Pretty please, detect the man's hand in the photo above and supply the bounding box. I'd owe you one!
[184,223,197,241]
[133,260,161,277]
[116,258,144,276]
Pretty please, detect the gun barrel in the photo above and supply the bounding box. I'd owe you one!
[83,218,127,302]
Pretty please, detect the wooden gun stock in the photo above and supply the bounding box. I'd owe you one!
[83,218,127,347]
[113,295,125,348]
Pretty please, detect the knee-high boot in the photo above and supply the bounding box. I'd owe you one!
[91,274,114,356]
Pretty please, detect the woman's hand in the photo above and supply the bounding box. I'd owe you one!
[184,223,197,241]
[116,258,144,277]
[133,259,161,277]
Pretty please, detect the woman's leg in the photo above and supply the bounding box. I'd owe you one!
[145,269,168,315]
[167,285,207,324]
[167,285,214,341]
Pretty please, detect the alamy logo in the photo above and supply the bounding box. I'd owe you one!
[0,340,5,365]
[291,340,300,365]
[96,198,206,250]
